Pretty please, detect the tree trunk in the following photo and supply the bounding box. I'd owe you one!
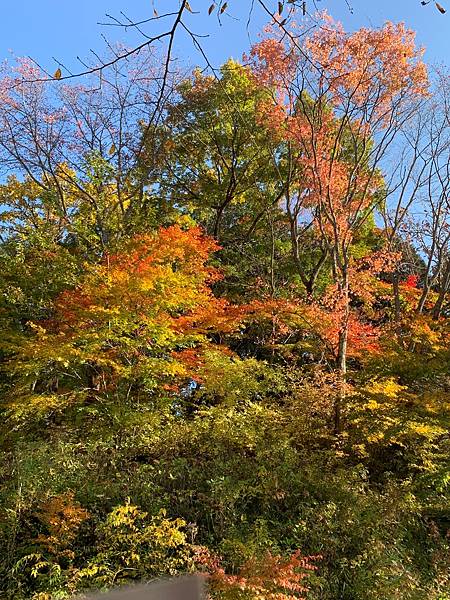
[392,271,401,323]
[417,283,431,314]
[334,271,349,436]
[432,260,450,319]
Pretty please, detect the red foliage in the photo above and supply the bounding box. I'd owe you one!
[404,274,420,288]
[243,296,381,361]
[193,545,319,600]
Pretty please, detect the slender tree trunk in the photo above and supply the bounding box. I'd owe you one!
[269,215,276,298]
[392,271,401,323]
[432,260,450,319]
[417,283,431,314]
[334,269,349,436]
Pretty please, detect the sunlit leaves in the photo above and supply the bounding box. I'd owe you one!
[0,15,449,600]
[2,226,243,420]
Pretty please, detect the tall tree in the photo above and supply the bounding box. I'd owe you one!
[249,16,429,431]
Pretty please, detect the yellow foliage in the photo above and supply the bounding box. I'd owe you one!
[364,378,407,399]
[75,500,195,585]
[36,492,89,555]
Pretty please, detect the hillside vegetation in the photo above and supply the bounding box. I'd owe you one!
[0,15,449,600]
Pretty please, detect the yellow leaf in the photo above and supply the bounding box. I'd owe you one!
[109,144,116,156]
[366,399,380,410]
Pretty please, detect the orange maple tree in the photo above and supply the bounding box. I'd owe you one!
[247,14,429,431]
[6,226,242,412]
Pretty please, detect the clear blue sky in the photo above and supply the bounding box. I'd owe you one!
[0,1,449,74]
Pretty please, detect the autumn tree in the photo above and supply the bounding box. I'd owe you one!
[154,60,297,302]
[248,15,429,431]
[0,51,178,256]
[378,71,450,321]
[1,226,242,426]
[160,61,337,301]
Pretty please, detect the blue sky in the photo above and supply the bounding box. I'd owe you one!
[0,1,448,75]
